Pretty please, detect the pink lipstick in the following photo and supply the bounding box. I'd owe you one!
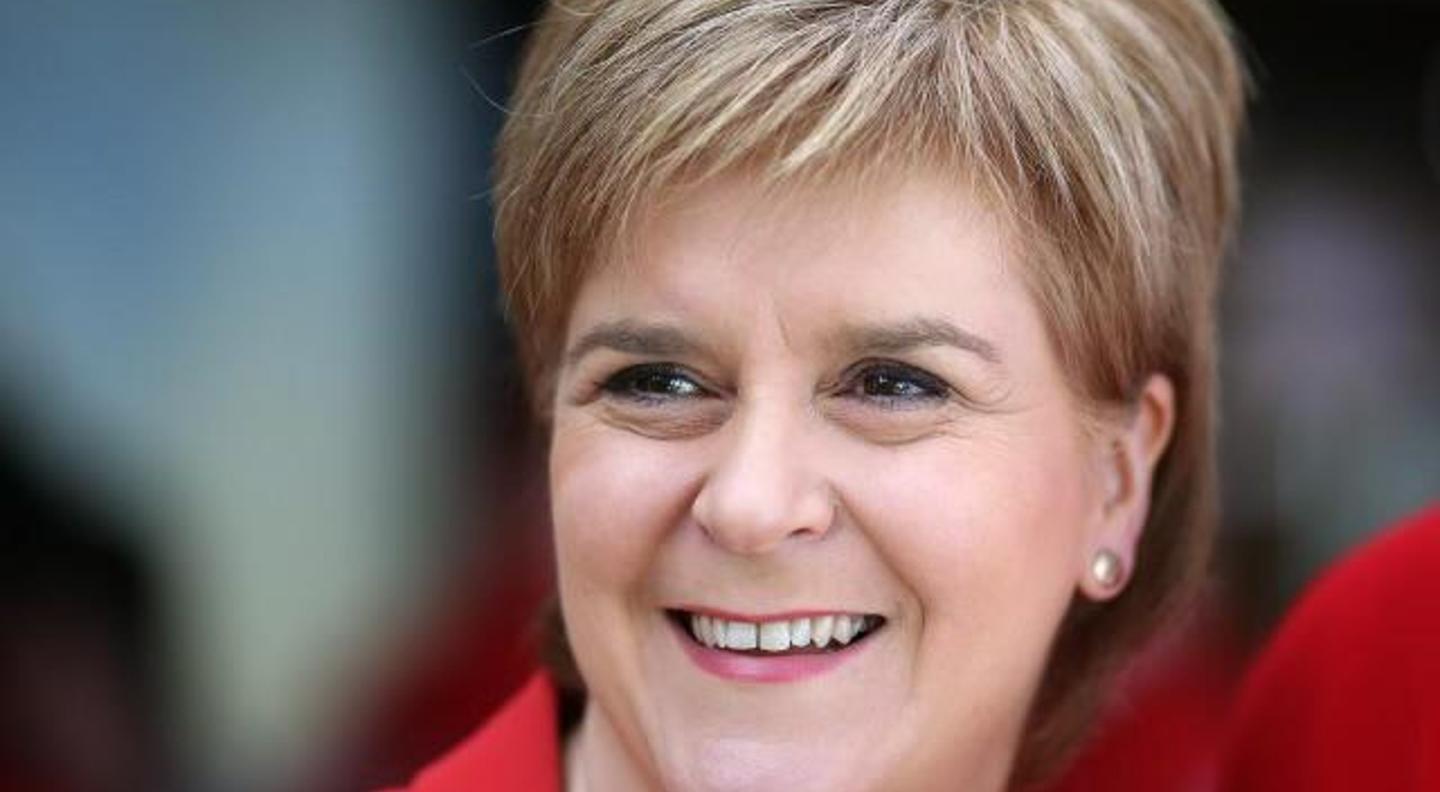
[665,608,884,683]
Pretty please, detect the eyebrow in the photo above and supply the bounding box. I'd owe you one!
[836,317,1002,365]
[564,316,1002,368]
[564,320,703,368]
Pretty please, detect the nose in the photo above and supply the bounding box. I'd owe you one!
[690,400,836,555]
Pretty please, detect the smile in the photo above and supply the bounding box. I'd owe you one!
[665,608,887,683]
[680,610,882,652]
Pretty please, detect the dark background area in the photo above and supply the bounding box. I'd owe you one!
[2,1,1436,790]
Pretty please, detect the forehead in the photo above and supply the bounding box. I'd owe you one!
[568,171,1042,359]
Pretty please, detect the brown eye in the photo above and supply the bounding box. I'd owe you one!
[841,362,951,409]
[600,363,711,404]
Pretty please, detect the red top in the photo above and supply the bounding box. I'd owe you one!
[385,671,562,792]
[1220,503,1440,791]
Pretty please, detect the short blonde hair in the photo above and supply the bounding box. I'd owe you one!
[495,0,1245,783]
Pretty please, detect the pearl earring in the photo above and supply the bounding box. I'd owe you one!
[1090,549,1124,590]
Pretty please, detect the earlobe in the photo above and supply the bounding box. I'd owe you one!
[1080,374,1177,602]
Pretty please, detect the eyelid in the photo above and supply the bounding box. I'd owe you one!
[595,361,716,402]
[590,358,964,410]
[838,358,954,398]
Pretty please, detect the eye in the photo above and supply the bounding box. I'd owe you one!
[838,361,952,409]
[599,363,712,405]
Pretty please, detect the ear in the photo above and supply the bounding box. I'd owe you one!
[1078,374,1176,601]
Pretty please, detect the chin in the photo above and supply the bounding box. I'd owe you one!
[660,736,877,792]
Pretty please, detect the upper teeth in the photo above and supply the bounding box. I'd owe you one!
[689,613,876,652]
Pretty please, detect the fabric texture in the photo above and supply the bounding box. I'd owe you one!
[1220,503,1440,791]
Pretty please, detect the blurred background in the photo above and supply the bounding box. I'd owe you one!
[1,1,1436,790]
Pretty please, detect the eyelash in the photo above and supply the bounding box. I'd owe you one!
[596,360,953,409]
[597,363,713,406]
[837,360,952,408]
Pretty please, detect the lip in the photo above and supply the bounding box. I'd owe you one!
[666,611,881,684]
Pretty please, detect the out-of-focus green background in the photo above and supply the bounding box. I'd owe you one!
[2,1,1436,790]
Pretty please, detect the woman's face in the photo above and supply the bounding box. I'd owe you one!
[549,173,1134,791]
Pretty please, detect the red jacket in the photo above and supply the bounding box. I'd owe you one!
[1220,503,1440,791]
[386,671,562,792]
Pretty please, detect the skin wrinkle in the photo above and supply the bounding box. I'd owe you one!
[547,171,1161,791]
[501,2,1242,785]
[567,319,1014,445]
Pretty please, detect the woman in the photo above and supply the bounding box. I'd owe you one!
[396,0,1246,789]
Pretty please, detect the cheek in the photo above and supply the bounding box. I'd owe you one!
[549,418,691,601]
[848,416,1095,636]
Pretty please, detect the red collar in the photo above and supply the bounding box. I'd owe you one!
[394,670,562,792]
